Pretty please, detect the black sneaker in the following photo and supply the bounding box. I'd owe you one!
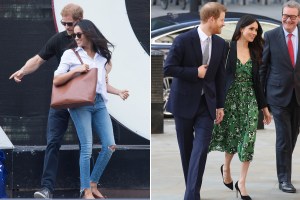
[34,188,53,199]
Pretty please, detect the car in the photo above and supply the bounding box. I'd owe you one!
[151,12,281,116]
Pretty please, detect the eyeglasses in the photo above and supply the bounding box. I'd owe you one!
[60,20,74,27]
[71,32,83,39]
[282,14,298,20]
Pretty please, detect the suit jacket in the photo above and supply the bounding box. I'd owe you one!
[164,28,226,119]
[225,41,267,109]
[260,26,300,106]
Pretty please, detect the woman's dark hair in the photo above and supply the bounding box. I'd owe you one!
[71,19,114,63]
[231,15,264,65]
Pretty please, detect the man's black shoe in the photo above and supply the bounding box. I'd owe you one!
[279,182,296,193]
[34,188,53,199]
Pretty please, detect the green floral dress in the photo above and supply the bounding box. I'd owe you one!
[209,58,258,162]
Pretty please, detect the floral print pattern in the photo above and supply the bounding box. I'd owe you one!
[209,59,258,162]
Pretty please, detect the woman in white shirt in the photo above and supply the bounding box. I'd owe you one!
[53,19,128,199]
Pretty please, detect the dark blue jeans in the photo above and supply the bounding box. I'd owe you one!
[41,108,70,192]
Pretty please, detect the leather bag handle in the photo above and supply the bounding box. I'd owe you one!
[72,48,84,64]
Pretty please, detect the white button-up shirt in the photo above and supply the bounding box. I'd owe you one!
[54,47,108,104]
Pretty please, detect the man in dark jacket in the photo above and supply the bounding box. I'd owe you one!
[9,3,83,198]
[163,2,227,200]
[260,0,300,194]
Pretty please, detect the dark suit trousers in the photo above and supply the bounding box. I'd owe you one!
[270,92,300,183]
[174,96,214,200]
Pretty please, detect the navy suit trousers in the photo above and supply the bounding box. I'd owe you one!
[270,92,300,184]
[174,96,214,200]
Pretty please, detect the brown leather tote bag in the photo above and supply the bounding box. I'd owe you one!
[50,49,97,109]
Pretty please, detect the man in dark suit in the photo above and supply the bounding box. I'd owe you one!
[164,2,227,200]
[260,0,300,194]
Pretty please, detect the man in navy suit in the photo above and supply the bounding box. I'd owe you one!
[260,0,300,194]
[164,2,227,200]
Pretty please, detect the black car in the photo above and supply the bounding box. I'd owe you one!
[151,12,281,116]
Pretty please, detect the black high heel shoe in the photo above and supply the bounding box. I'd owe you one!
[220,164,233,190]
[235,181,252,200]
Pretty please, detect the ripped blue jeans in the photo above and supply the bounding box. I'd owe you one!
[69,94,115,190]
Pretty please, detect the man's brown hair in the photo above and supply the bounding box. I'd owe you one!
[200,2,227,23]
[60,3,83,21]
[282,0,300,16]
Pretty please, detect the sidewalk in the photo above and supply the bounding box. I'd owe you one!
[151,2,283,20]
[151,119,300,200]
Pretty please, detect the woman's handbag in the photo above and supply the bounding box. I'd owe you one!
[50,49,97,109]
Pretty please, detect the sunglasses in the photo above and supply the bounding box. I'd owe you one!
[71,32,83,39]
[60,20,74,27]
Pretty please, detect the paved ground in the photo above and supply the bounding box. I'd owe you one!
[152,119,300,200]
[151,2,300,200]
